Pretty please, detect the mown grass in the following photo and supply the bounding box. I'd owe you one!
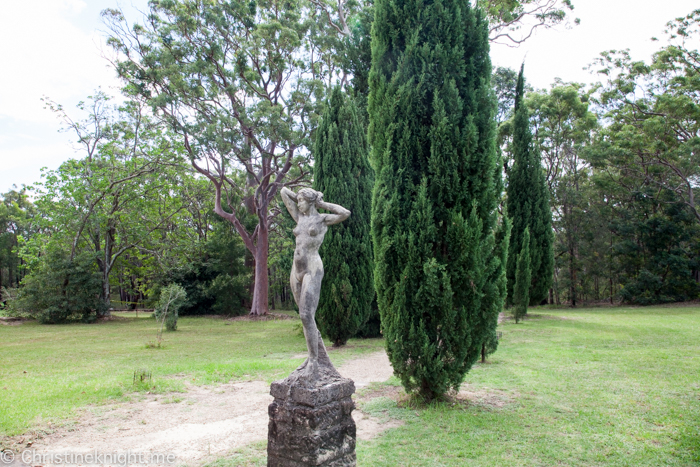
[0,315,383,437]
[356,306,700,466]
[2,306,699,466]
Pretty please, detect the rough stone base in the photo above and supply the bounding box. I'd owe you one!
[268,333,356,467]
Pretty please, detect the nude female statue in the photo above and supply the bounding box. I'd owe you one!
[280,187,351,380]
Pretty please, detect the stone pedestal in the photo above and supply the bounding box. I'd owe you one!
[268,336,356,466]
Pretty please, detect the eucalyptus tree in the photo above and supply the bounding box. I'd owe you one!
[493,66,520,126]
[311,0,577,46]
[104,0,334,315]
[591,9,700,226]
[583,9,700,303]
[478,0,577,45]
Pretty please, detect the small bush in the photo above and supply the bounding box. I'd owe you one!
[154,284,187,336]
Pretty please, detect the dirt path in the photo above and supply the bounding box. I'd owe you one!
[21,351,396,466]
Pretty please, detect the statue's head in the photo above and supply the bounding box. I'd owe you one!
[297,188,323,214]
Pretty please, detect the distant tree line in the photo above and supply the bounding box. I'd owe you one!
[495,9,700,306]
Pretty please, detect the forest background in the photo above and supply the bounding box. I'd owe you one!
[0,1,698,328]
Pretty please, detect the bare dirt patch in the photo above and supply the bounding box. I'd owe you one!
[27,381,271,466]
[17,351,398,466]
[337,351,394,389]
[455,384,517,409]
[356,384,403,403]
[353,410,403,441]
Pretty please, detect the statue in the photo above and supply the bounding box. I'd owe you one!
[268,188,357,466]
[280,187,351,381]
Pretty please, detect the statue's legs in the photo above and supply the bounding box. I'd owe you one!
[290,266,302,307]
[298,270,323,378]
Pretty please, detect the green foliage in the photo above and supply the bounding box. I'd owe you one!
[11,250,105,324]
[611,192,700,305]
[485,0,577,45]
[268,204,296,312]
[355,300,382,338]
[591,10,700,224]
[527,81,598,306]
[0,188,35,290]
[492,66,532,126]
[104,0,338,315]
[505,65,554,307]
[484,216,510,359]
[25,92,188,315]
[341,1,374,121]
[513,227,531,323]
[164,217,250,316]
[369,0,506,400]
[154,283,187,332]
[579,11,700,305]
[313,87,375,346]
[17,93,251,318]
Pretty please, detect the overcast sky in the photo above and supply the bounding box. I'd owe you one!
[0,0,698,193]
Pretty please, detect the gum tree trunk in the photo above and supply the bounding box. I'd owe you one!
[250,221,270,316]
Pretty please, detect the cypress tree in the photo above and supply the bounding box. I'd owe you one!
[369,0,507,400]
[506,65,554,307]
[513,227,531,323]
[313,87,375,347]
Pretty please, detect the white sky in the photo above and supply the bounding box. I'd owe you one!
[0,0,698,193]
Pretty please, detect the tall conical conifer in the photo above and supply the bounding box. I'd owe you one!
[313,87,374,346]
[368,0,508,400]
[513,227,531,323]
[506,65,554,306]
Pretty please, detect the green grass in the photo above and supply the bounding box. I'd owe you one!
[357,306,700,466]
[2,306,699,466]
[201,441,267,467]
[0,315,383,437]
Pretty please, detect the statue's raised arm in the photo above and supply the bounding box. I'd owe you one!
[317,198,351,226]
[280,187,300,222]
[281,187,350,382]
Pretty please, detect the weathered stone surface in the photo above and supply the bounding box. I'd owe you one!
[268,341,356,467]
[274,187,356,466]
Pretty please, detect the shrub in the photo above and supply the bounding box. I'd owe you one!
[10,250,104,323]
[154,284,187,334]
[161,219,250,316]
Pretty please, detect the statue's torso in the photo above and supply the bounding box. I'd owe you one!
[293,215,327,276]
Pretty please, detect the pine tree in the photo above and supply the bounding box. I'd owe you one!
[368,0,507,400]
[513,227,531,323]
[313,87,375,347]
[506,65,554,307]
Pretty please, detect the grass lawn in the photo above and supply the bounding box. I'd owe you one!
[1,306,699,466]
[0,314,383,437]
[356,306,700,466]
